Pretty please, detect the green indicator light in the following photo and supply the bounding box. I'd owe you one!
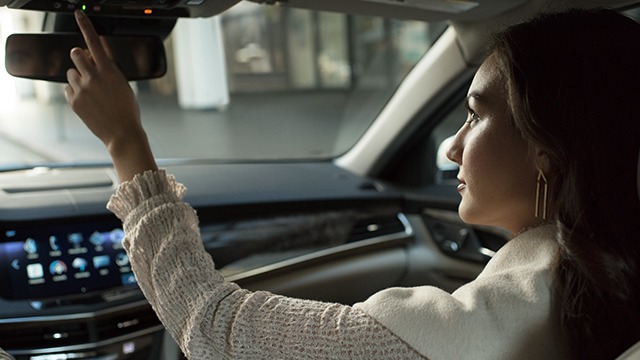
[81,4,86,11]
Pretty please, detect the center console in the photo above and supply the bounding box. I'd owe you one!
[0,216,134,301]
[0,215,175,360]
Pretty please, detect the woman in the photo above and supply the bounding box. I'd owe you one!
[4,7,632,360]
[484,9,640,359]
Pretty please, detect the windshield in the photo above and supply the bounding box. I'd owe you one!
[0,4,446,169]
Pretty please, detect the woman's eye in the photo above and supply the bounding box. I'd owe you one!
[465,110,480,126]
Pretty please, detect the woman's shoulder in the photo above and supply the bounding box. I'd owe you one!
[353,224,562,359]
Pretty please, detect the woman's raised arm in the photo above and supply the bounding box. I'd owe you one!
[65,9,157,182]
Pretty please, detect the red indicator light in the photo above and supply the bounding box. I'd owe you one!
[144,9,152,14]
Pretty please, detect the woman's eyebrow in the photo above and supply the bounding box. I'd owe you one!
[464,92,483,110]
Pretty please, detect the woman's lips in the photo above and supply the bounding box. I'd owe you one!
[457,178,466,192]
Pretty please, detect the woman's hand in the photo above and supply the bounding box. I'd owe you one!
[65,10,157,182]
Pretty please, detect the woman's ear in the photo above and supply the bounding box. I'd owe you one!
[533,146,550,173]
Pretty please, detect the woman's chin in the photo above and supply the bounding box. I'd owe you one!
[458,205,491,228]
[457,206,478,225]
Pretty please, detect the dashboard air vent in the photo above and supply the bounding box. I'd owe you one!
[348,214,407,242]
[94,307,162,339]
[0,321,90,349]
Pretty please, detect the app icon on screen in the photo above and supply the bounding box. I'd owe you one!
[23,238,37,255]
[93,255,110,269]
[68,233,83,247]
[90,231,106,247]
[72,258,89,272]
[121,273,137,286]
[26,263,44,279]
[110,229,125,244]
[49,236,60,251]
[115,253,129,267]
[49,260,68,275]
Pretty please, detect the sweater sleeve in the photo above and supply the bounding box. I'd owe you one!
[107,170,424,360]
[0,349,15,360]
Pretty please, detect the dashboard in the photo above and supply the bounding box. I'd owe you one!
[0,163,402,359]
[0,162,500,359]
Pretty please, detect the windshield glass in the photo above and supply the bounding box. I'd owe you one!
[0,4,446,169]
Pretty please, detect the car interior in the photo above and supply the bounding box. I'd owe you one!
[0,0,639,359]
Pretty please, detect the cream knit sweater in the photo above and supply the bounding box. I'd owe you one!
[104,170,565,359]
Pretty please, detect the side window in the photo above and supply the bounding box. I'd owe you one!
[432,101,465,185]
[377,92,468,188]
[626,8,640,21]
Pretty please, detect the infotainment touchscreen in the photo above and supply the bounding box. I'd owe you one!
[0,216,138,300]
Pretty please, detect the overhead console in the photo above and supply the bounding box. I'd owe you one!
[1,0,240,18]
[1,0,528,20]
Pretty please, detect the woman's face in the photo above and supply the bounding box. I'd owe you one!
[446,54,540,235]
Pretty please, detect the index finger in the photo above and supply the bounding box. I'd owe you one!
[74,10,110,67]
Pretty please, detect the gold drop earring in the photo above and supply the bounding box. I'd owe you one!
[535,169,548,220]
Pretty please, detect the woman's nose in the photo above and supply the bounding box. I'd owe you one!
[446,131,463,166]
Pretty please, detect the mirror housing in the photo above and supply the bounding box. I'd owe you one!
[3,0,240,18]
[5,33,167,82]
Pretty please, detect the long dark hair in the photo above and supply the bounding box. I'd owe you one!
[489,8,640,359]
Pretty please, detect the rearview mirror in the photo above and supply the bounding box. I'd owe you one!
[5,33,167,82]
